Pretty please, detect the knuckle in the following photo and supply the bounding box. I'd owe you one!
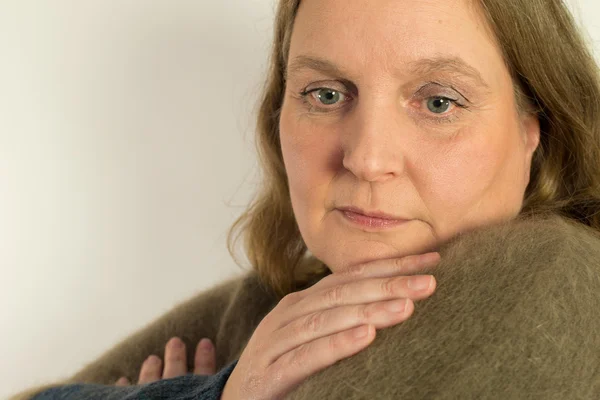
[280,291,301,306]
[315,274,335,285]
[358,303,376,320]
[328,330,344,352]
[380,277,399,297]
[324,284,346,306]
[256,311,274,329]
[344,263,366,277]
[292,342,312,368]
[301,311,326,334]
[393,257,409,272]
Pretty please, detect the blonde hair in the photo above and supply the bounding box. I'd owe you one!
[227,0,600,298]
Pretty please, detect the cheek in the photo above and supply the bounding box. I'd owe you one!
[418,117,525,231]
[447,138,499,193]
[279,108,338,214]
[416,132,492,205]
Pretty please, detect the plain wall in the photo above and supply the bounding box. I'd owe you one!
[1,0,598,398]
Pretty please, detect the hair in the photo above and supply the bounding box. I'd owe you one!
[226,0,600,298]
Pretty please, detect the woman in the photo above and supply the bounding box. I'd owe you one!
[12,0,600,399]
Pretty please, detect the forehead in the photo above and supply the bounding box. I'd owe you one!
[288,0,504,87]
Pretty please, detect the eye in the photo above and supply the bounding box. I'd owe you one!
[298,84,469,123]
[312,88,346,105]
[426,97,452,114]
[298,87,349,112]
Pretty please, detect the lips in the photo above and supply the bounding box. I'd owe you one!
[336,207,409,229]
[336,206,404,221]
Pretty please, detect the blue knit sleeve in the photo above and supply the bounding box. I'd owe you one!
[31,359,238,400]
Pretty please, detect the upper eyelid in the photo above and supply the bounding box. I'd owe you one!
[303,87,351,98]
[302,86,462,107]
[302,85,349,95]
[301,87,466,123]
[303,82,464,100]
[415,83,467,102]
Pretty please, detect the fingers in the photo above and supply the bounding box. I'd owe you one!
[317,252,441,293]
[253,253,438,368]
[138,337,188,383]
[269,323,377,392]
[276,252,439,315]
[274,268,436,330]
[138,355,163,384]
[162,337,188,379]
[268,296,415,365]
[115,377,130,386]
[344,252,441,278]
[194,338,216,375]
[134,336,215,385]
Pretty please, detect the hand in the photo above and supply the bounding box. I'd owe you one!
[221,252,441,400]
[114,336,216,385]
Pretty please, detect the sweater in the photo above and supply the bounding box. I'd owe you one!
[30,361,237,400]
[9,213,600,399]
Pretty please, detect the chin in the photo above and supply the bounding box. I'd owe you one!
[312,240,439,273]
[303,216,440,272]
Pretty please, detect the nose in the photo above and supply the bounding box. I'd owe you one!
[342,99,405,183]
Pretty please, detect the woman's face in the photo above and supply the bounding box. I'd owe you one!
[279,0,540,273]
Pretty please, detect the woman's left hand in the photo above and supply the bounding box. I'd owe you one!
[114,336,216,385]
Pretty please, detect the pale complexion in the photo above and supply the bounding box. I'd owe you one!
[119,0,542,383]
[279,0,541,273]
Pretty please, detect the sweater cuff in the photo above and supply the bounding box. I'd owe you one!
[31,359,239,400]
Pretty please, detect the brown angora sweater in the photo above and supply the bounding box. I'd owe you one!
[11,213,600,399]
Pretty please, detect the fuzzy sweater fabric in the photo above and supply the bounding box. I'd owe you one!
[10,213,600,399]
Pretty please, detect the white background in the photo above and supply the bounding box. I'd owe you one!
[1,1,598,398]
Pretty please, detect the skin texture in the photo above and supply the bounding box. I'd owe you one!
[114,0,542,390]
[279,0,541,273]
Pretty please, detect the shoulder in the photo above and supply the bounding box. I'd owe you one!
[437,213,600,266]
[288,214,600,399]
[431,213,600,292]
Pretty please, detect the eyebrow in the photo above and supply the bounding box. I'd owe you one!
[286,54,490,89]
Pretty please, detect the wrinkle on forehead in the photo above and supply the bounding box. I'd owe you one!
[290,0,499,76]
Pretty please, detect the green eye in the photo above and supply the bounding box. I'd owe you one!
[426,97,452,114]
[316,88,342,105]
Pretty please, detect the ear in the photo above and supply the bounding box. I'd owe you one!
[520,112,541,181]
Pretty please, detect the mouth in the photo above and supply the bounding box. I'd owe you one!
[336,207,410,230]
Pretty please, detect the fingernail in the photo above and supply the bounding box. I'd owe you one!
[116,377,129,385]
[200,338,213,351]
[384,298,407,313]
[408,275,433,290]
[147,355,161,366]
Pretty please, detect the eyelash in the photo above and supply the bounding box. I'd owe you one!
[298,87,470,125]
